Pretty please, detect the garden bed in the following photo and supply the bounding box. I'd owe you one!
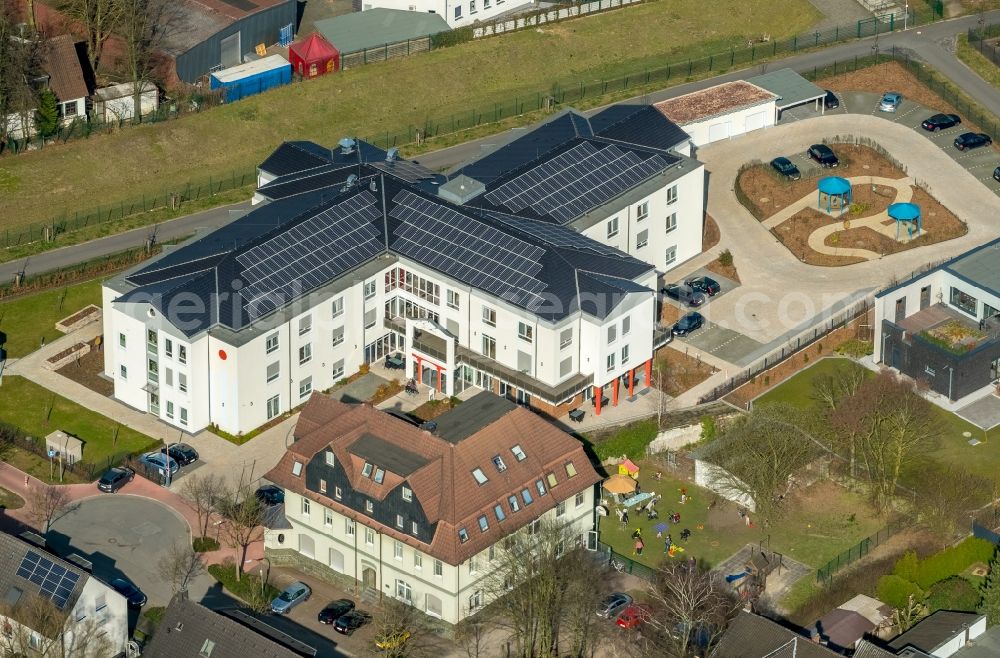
[56,338,113,396]
[55,305,101,333]
[654,346,717,397]
[46,342,91,370]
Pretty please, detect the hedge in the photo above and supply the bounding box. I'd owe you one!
[895,538,997,590]
[877,574,924,609]
[591,419,658,461]
[927,576,980,613]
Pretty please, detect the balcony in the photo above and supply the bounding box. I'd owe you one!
[412,329,448,363]
[455,345,592,405]
[896,304,1000,358]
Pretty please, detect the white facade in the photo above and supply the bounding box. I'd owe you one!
[679,98,777,148]
[93,83,159,123]
[360,0,533,28]
[266,486,594,623]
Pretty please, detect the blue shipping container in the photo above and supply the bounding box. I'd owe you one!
[210,55,292,103]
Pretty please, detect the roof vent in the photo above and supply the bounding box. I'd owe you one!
[338,137,356,155]
[369,179,377,192]
[341,174,359,192]
[420,420,438,433]
[386,146,399,161]
[65,554,93,572]
[19,532,46,549]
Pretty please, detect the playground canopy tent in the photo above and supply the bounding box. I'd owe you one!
[888,202,922,239]
[817,176,852,214]
[288,32,340,77]
[603,474,638,495]
[618,458,640,477]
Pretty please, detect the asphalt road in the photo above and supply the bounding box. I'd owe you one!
[4,10,1000,284]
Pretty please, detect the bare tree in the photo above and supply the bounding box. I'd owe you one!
[652,358,670,428]
[368,597,427,658]
[219,478,264,583]
[157,541,206,595]
[643,562,740,658]
[891,593,928,634]
[454,616,488,658]
[27,485,71,534]
[812,364,868,475]
[0,590,112,658]
[62,0,121,71]
[182,472,227,541]
[0,1,44,148]
[912,463,993,537]
[115,0,174,118]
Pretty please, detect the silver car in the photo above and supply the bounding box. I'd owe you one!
[271,581,311,614]
[596,592,633,618]
[879,92,902,112]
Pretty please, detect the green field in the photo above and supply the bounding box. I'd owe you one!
[0,0,821,229]
[0,279,103,358]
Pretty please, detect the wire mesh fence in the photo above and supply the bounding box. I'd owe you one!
[968,23,1000,67]
[597,541,657,581]
[815,520,903,585]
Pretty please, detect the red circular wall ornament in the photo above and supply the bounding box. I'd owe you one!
[218,350,228,360]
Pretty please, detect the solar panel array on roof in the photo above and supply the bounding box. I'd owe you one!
[16,550,80,609]
[484,141,669,224]
[369,159,436,183]
[236,191,384,319]
[389,190,547,308]
[485,213,621,256]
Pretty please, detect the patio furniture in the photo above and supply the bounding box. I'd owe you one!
[568,408,585,423]
[622,492,654,507]
[591,396,610,408]
[385,354,406,370]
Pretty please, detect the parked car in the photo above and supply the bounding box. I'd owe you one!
[375,629,412,650]
[97,466,134,493]
[318,599,355,625]
[769,156,801,181]
[878,91,902,112]
[823,90,839,109]
[163,443,198,466]
[921,113,961,131]
[661,283,705,308]
[685,276,721,296]
[110,578,147,608]
[255,484,285,506]
[954,132,992,151]
[672,312,705,337]
[138,452,179,477]
[807,144,839,167]
[596,592,633,619]
[334,610,371,635]
[270,581,311,615]
[616,604,653,630]
[994,166,1000,183]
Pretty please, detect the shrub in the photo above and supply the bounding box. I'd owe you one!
[699,416,716,442]
[927,576,979,612]
[894,551,920,583]
[718,249,734,267]
[192,536,220,552]
[911,538,996,589]
[592,419,658,461]
[208,560,280,611]
[835,338,874,358]
[877,574,924,609]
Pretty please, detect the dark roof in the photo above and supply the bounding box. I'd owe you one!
[0,533,89,620]
[258,141,335,178]
[876,236,1000,301]
[888,611,984,654]
[350,433,430,476]
[161,0,295,57]
[813,608,875,650]
[143,595,305,658]
[852,640,898,658]
[589,104,691,151]
[712,612,841,658]
[43,35,88,101]
[430,391,517,444]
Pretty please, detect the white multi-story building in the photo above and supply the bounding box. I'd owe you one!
[263,391,601,624]
[359,0,535,29]
[103,105,704,434]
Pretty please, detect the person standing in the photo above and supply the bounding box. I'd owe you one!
[663,534,672,554]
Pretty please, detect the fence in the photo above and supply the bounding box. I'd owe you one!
[596,540,656,581]
[0,244,162,300]
[340,37,433,70]
[973,506,1000,545]
[968,24,1000,68]
[815,520,903,585]
[473,0,644,38]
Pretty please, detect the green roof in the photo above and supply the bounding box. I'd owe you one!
[315,9,450,55]
[747,68,825,109]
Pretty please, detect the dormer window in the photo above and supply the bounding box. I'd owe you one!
[511,445,526,461]
[362,463,374,478]
[478,516,489,532]
[325,452,335,467]
[458,528,469,543]
[565,462,577,478]
[521,489,533,505]
[472,468,488,485]
[374,468,385,484]
[492,456,506,472]
[365,500,373,513]
[292,461,303,477]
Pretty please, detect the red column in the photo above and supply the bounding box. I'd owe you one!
[594,385,602,416]
[628,369,635,398]
[644,359,652,390]
[612,378,619,407]
[436,366,442,393]
[413,355,422,383]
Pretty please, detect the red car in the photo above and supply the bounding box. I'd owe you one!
[616,604,653,630]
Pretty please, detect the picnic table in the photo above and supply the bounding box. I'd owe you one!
[622,492,654,507]
[384,354,406,370]
[568,409,585,423]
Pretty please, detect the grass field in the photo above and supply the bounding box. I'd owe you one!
[0,0,820,229]
[0,279,103,357]
[956,34,1000,89]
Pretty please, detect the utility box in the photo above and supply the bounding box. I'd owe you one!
[210,55,291,103]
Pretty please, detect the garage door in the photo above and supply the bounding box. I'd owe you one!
[708,122,730,142]
[744,111,766,132]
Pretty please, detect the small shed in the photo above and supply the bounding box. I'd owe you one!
[315,9,450,58]
[210,54,291,103]
[288,32,340,78]
[45,430,83,466]
[93,82,159,122]
[747,68,828,122]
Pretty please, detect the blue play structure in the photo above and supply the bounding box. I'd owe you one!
[817,177,852,214]
[725,571,749,583]
[210,55,291,103]
[888,202,922,239]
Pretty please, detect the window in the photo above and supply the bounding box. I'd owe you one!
[178,345,187,364]
[374,468,385,484]
[665,246,677,266]
[623,316,631,336]
[396,579,412,603]
[482,334,496,359]
[331,359,345,380]
[458,528,469,543]
[447,289,460,310]
[396,514,404,529]
[266,362,280,383]
[565,462,578,477]
[521,488,533,505]
[166,401,174,419]
[331,326,345,347]
[119,333,126,348]
[411,521,419,536]
[325,451,335,466]
[178,373,187,393]
[365,500,373,513]
[469,558,478,574]
[576,492,585,507]
[560,328,572,349]
[434,559,444,576]
[535,479,547,496]
[346,518,355,535]
[484,0,490,7]
[331,297,344,318]
[364,309,376,329]
[547,472,558,488]
[636,201,649,220]
[362,462,374,478]
[478,515,489,532]
[120,365,128,379]
[319,479,327,494]
[266,333,279,354]
[666,185,677,205]
[335,486,342,500]
[636,229,649,249]
[267,394,280,420]
[665,212,677,233]
[472,468,488,485]
[494,504,506,521]
[148,359,159,382]
[925,365,937,377]
[950,287,978,316]
[414,552,423,569]
[299,343,312,365]
[292,460,303,476]
[607,353,616,370]
[482,306,496,327]
[402,487,412,502]
[556,501,566,517]
[302,498,311,516]
[200,639,216,657]
[489,545,496,561]
[454,4,461,18]
[365,527,374,545]
[526,519,540,535]
[622,345,630,365]
[324,508,333,526]
[364,280,377,299]
[469,590,482,610]
[63,101,78,117]
[492,455,507,472]
[607,217,619,238]
[607,325,616,344]
[299,377,312,398]
[469,0,476,12]
[508,495,520,512]
[164,338,173,358]
[517,322,533,343]
[147,329,157,350]
[394,541,404,559]
[29,632,43,650]
[511,444,526,461]
[559,356,573,377]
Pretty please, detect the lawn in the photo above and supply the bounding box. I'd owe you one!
[0,376,159,476]
[0,279,103,358]
[0,0,820,230]
[0,486,24,510]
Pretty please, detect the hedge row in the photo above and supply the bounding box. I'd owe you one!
[894,538,995,590]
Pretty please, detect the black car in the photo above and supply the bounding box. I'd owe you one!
[97,466,134,493]
[770,157,801,181]
[255,484,285,506]
[672,312,705,337]
[685,276,721,296]
[807,144,839,167]
[954,132,992,151]
[318,599,355,624]
[994,166,1000,183]
[333,610,371,635]
[163,443,198,466]
[921,113,961,132]
[111,578,147,608]
[823,90,839,109]
[660,284,705,308]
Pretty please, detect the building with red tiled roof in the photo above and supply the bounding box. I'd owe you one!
[42,35,88,123]
[263,391,600,623]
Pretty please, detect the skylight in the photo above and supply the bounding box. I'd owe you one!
[565,461,577,477]
[492,455,507,472]
[547,472,558,488]
[362,462,374,478]
[292,461,303,477]
[511,445,526,461]
[374,468,385,484]
[458,528,469,543]
[478,515,489,532]
[472,468,488,485]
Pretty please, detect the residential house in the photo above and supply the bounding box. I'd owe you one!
[711,610,843,657]
[887,611,986,658]
[42,35,88,126]
[262,391,601,624]
[810,594,893,653]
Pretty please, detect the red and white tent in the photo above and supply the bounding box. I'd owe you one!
[288,32,340,78]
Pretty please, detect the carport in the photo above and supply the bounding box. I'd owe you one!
[747,68,827,122]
